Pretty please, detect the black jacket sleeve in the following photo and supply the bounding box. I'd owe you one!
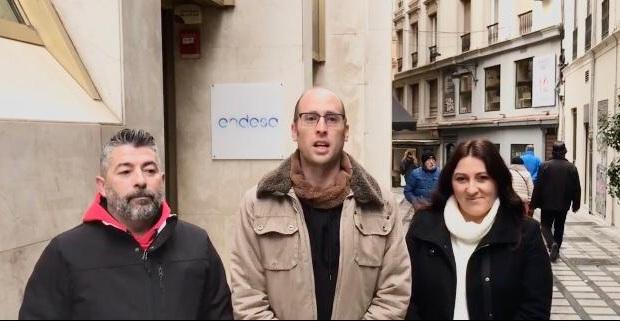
[19,239,72,320]
[531,163,546,210]
[199,236,233,320]
[571,166,582,212]
[513,222,553,320]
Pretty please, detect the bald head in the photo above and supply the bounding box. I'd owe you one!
[293,87,346,122]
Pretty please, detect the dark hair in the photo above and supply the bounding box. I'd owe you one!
[100,128,159,175]
[511,156,524,165]
[424,139,524,235]
[552,141,567,159]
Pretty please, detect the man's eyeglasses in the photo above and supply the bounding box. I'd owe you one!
[297,112,346,127]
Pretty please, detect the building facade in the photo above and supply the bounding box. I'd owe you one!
[561,0,620,225]
[0,0,393,317]
[391,0,563,185]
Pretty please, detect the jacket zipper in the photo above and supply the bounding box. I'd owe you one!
[290,193,319,320]
[330,196,352,319]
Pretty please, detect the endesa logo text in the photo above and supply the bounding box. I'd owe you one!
[217,115,279,128]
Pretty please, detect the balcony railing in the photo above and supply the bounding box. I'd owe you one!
[487,23,498,45]
[585,15,592,51]
[411,52,418,68]
[518,11,532,35]
[429,45,438,62]
[461,33,470,52]
[397,57,403,72]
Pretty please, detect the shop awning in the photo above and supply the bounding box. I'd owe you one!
[392,96,416,131]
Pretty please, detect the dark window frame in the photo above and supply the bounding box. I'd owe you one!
[515,57,533,109]
[485,65,501,112]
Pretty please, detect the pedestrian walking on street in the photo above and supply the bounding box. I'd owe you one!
[510,156,534,216]
[404,151,441,211]
[531,141,581,263]
[400,149,419,179]
[19,129,233,320]
[231,87,411,320]
[406,139,552,320]
[521,145,542,183]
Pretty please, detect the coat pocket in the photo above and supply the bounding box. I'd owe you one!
[253,216,300,271]
[353,213,392,267]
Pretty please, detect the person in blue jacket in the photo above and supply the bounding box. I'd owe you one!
[404,151,441,210]
[521,145,542,182]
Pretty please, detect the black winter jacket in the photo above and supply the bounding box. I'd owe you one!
[19,216,233,320]
[532,157,581,213]
[406,207,552,320]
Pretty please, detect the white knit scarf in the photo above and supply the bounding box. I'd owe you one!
[443,195,500,320]
[444,195,500,243]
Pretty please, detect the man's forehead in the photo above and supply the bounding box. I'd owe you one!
[298,89,344,113]
[109,145,158,165]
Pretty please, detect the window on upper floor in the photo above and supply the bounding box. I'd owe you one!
[485,66,501,111]
[573,28,578,60]
[585,0,592,51]
[515,58,533,109]
[428,13,438,62]
[602,0,609,39]
[461,0,470,52]
[429,14,437,46]
[396,29,404,71]
[410,22,418,68]
[428,79,438,118]
[518,10,532,35]
[585,14,592,51]
[459,74,472,114]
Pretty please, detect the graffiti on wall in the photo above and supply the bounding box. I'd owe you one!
[595,100,609,218]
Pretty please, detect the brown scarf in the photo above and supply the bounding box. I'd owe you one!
[290,150,353,209]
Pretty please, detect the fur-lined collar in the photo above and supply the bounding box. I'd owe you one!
[257,152,384,208]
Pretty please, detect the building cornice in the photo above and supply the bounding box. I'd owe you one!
[416,113,558,130]
[393,25,562,82]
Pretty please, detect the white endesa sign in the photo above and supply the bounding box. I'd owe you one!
[532,54,556,107]
[211,83,286,160]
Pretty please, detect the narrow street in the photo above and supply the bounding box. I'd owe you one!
[393,189,620,320]
[548,210,620,320]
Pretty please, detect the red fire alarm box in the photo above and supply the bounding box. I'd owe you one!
[179,29,200,59]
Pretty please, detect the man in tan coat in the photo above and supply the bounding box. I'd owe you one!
[231,87,411,320]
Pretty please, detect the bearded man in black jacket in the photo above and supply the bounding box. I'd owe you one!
[19,129,233,320]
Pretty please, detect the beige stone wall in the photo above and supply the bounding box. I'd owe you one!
[313,0,392,188]
[174,0,309,268]
[562,32,620,226]
[0,0,164,318]
[174,0,392,268]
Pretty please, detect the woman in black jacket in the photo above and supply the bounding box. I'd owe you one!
[406,139,552,320]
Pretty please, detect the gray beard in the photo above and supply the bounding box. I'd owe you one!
[105,187,164,224]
